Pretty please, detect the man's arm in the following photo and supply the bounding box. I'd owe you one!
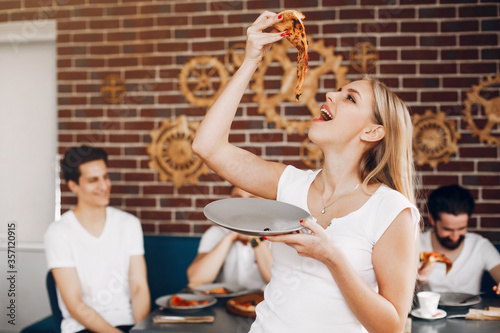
[489,264,500,296]
[128,255,150,323]
[52,267,123,333]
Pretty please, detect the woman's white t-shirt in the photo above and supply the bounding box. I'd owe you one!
[250,166,420,333]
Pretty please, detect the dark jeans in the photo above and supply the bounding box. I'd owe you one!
[76,325,133,333]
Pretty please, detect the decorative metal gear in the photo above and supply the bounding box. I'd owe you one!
[300,138,323,169]
[412,109,461,168]
[179,56,229,107]
[251,37,349,135]
[462,75,500,146]
[101,74,126,104]
[349,42,379,73]
[224,42,246,74]
[148,115,210,188]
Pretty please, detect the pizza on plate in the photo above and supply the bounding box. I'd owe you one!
[273,10,308,102]
[169,294,209,307]
[202,287,231,295]
[420,251,453,274]
[226,292,264,318]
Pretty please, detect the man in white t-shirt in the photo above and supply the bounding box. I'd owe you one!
[187,186,272,290]
[417,184,500,295]
[44,146,150,333]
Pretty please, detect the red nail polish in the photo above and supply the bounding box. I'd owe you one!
[285,31,290,35]
[300,220,304,223]
[278,14,283,19]
[280,32,285,37]
[262,237,267,240]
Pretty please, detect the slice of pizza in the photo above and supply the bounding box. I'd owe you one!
[202,287,231,295]
[274,10,308,102]
[420,251,453,274]
[169,295,209,307]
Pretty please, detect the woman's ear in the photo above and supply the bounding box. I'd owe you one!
[361,124,385,143]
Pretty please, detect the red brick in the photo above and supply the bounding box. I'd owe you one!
[460,62,497,74]
[174,28,206,39]
[460,147,498,159]
[124,172,155,182]
[123,18,154,28]
[106,5,137,16]
[160,198,192,208]
[339,9,374,20]
[126,198,157,207]
[73,6,104,17]
[110,184,140,193]
[460,34,498,46]
[75,108,103,117]
[459,5,498,18]
[157,15,189,26]
[141,211,172,220]
[90,45,120,55]
[90,19,120,30]
[158,223,190,234]
[174,2,207,13]
[421,175,460,186]
[246,0,281,9]
[140,4,171,14]
[401,21,438,33]
[58,20,86,31]
[143,185,175,195]
[107,32,137,42]
[0,1,21,10]
[59,121,88,130]
[402,49,438,60]
[420,35,456,47]
[138,30,170,40]
[380,36,416,47]
[73,32,104,43]
[157,42,189,52]
[108,57,139,67]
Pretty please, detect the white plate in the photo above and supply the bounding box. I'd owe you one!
[204,198,310,236]
[438,292,481,307]
[155,293,217,312]
[192,283,250,298]
[411,308,447,320]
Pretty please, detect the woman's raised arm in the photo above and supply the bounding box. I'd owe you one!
[192,12,287,199]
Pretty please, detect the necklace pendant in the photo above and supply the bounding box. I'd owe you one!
[321,208,325,214]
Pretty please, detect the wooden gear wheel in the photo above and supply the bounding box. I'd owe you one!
[462,75,500,146]
[412,109,461,168]
[179,56,229,107]
[225,43,246,74]
[101,74,126,104]
[349,42,379,73]
[251,37,349,135]
[148,115,210,188]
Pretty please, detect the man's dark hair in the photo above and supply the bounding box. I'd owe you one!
[61,145,108,184]
[427,184,475,222]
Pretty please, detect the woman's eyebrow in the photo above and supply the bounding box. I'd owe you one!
[347,88,362,101]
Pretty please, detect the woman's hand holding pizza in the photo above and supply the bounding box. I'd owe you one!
[244,11,286,65]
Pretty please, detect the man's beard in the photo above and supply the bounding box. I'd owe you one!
[435,230,465,250]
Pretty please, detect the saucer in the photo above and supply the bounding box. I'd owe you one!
[411,308,447,320]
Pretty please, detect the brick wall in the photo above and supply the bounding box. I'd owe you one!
[2,0,499,241]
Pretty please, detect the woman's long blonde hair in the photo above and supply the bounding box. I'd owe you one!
[360,76,416,204]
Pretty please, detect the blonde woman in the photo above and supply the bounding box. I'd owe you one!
[193,11,419,333]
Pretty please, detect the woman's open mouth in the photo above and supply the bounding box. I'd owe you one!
[320,105,333,121]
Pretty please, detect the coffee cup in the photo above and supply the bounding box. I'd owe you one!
[417,291,440,317]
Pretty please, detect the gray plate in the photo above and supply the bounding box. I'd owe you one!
[155,293,217,312]
[203,198,310,236]
[192,283,250,298]
[438,292,482,307]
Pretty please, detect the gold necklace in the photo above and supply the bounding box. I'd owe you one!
[319,172,360,214]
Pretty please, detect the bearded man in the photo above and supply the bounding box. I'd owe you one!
[417,184,500,296]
